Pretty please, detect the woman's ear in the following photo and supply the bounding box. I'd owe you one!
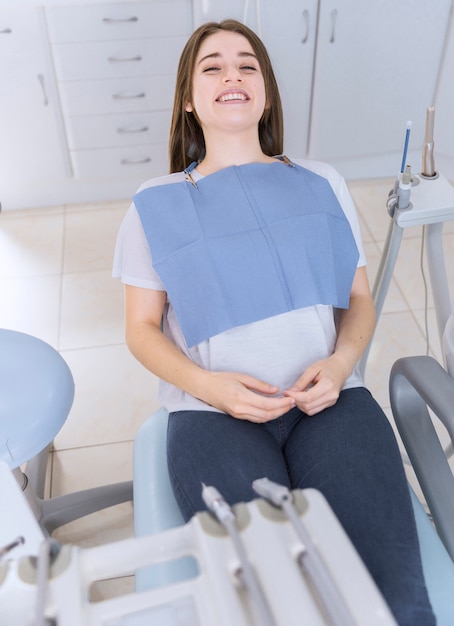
[185,101,193,113]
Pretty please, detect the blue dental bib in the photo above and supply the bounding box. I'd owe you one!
[135,161,359,348]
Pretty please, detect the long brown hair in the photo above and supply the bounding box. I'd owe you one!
[169,19,284,173]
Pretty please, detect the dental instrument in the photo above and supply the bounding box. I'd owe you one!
[401,120,412,175]
[422,106,436,178]
[388,121,413,217]
[202,483,277,626]
[252,477,356,626]
[397,164,413,210]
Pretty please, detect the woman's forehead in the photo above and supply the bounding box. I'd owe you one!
[196,30,255,61]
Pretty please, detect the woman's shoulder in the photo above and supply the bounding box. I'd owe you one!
[290,157,342,181]
[135,170,187,194]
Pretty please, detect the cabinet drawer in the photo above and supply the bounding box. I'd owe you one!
[52,37,187,81]
[46,1,192,43]
[71,143,168,180]
[65,111,171,150]
[59,75,175,116]
[1,8,44,53]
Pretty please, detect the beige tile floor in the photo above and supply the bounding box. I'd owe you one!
[1,176,454,600]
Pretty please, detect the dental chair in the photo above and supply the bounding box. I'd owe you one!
[0,328,133,535]
[134,402,454,624]
[389,314,454,624]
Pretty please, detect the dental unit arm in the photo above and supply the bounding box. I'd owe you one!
[360,106,454,378]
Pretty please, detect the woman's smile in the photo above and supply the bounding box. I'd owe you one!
[215,89,250,103]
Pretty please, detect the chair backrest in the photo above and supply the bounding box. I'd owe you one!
[133,407,197,590]
[0,329,75,469]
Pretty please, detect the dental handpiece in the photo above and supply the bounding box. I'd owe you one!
[422,106,436,177]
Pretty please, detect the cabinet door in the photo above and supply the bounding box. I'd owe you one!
[259,0,318,158]
[0,8,69,193]
[309,0,452,177]
[434,10,454,176]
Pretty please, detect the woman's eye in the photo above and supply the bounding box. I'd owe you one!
[203,66,220,73]
[241,65,257,71]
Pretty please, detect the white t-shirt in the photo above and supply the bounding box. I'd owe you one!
[113,158,366,412]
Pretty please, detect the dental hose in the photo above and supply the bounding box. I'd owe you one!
[253,478,356,626]
[201,483,278,626]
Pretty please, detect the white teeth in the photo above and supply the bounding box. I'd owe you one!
[218,93,247,102]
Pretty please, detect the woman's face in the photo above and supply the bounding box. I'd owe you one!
[186,30,268,137]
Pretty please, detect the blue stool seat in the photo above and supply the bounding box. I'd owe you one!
[0,329,133,535]
[410,489,454,625]
[133,408,454,623]
[0,329,74,469]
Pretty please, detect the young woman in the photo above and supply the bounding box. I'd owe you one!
[113,19,435,625]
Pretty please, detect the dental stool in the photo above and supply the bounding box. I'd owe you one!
[133,406,454,624]
[0,328,133,535]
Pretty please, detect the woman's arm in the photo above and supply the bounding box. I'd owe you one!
[283,266,375,415]
[124,284,295,422]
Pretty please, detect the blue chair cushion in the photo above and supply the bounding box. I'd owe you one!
[409,488,454,625]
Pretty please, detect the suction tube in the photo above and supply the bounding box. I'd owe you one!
[422,106,436,177]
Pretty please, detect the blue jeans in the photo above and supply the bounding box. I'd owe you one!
[167,387,435,626]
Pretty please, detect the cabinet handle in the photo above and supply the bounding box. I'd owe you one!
[117,126,149,134]
[301,9,309,44]
[329,9,338,43]
[37,74,48,106]
[103,16,138,23]
[121,157,151,165]
[108,55,142,63]
[112,92,146,100]
[0,28,12,34]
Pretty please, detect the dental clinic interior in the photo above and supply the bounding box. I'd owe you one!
[1,1,454,624]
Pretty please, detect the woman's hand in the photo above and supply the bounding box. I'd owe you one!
[204,371,296,423]
[283,266,376,416]
[282,353,350,416]
[124,285,294,423]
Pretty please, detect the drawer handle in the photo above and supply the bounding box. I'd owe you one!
[0,28,12,34]
[37,74,48,106]
[121,157,151,165]
[108,55,142,63]
[329,9,338,43]
[112,92,146,100]
[103,16,138,23]
[301,9,309,44]
[117,126,149,134]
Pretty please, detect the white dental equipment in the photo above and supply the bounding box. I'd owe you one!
[0,465,397,626]
[360,106,454,377]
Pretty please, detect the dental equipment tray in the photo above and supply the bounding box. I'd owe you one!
[0,488,396,625]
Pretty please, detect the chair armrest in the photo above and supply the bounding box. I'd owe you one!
[389,355,454,560]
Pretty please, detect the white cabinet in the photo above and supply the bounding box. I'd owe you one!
[307,0,451,178]
[0,0,192,210]
[1,1,452,210]
[193,0,452,179]
[46,1,191,184]
[434,6,454,180]
[0,7,69,209]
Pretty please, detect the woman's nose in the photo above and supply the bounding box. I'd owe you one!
[223,66,242,82]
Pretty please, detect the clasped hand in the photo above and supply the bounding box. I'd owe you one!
[205,355,349,423]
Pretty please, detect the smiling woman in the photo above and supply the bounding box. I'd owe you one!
[168,19,283,171]
[183,30,270,169]
[113,19,436,625]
